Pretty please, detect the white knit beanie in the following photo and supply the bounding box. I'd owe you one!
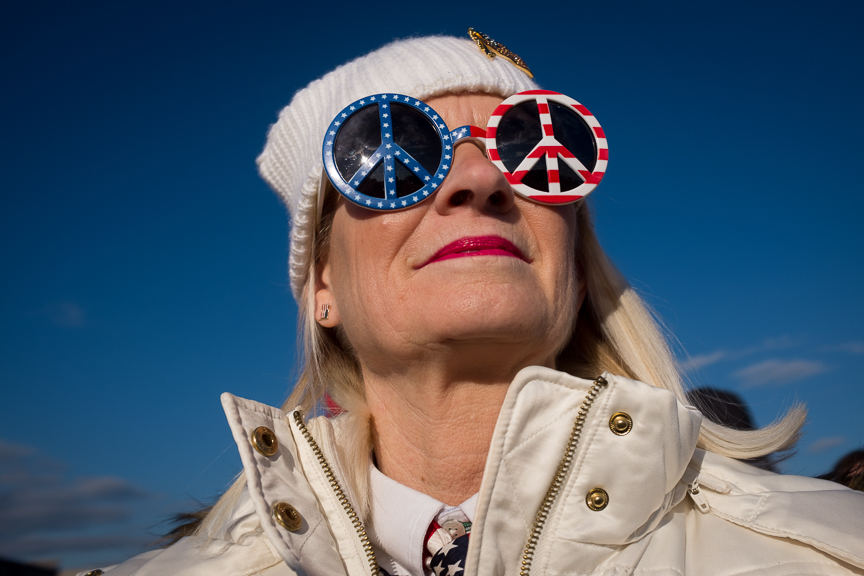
[257,35,539,301]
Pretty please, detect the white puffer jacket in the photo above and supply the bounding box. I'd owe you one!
[83,368,864,576]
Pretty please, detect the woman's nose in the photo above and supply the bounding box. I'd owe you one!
[432,142,515,214]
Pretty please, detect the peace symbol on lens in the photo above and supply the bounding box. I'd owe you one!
[486,90,608,204]
[322,94,453,211]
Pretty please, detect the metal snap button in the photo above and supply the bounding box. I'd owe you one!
[272,502,303,531]
[586,487,609,511]
[609,412,633,436]
[251,426,278,456]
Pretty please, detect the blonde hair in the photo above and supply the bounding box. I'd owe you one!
[198,187,804,538]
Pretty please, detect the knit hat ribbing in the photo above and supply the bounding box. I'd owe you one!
[256,35,539,301]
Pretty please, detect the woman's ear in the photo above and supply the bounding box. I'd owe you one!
[314,255,341,328]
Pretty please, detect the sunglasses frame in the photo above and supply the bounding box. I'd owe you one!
[486,90,608,204]
[321,90,607,211]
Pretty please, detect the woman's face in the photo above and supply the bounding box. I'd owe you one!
[317,93,584,373]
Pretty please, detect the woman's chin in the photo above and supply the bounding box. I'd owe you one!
[404,285,567,349]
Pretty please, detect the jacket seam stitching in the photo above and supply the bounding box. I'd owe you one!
[713,559,862,576]
[505,380,591,455]
[501,459,532,535]
[710,507,862,564]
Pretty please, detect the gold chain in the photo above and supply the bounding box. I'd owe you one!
[293,411,380,576]
[520,376,609,576]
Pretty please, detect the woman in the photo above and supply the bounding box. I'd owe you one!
[80,33,864,576]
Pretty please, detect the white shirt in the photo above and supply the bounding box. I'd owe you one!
[367,462,477,576]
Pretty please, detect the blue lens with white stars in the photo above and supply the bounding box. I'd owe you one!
[322,94,457,211]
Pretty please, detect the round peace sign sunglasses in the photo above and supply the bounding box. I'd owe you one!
[322,90,608,211]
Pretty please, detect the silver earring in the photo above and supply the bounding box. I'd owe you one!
[320,303,330,320]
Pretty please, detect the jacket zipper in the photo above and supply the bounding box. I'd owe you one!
[687,480,710,513]
[293,410,380,576]
[520,375,609,576]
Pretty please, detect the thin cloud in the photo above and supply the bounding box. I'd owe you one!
[807,436,847,454]
[38,301,86,327]
[0,533,153,557]
[757,335,804,351]
[0,438,155,553]
[732,359,830,388]
[824,341,864,355]
[0,438,35,460]
[678,335,804,373]
[678,351,727,372]
[0,476,152,536]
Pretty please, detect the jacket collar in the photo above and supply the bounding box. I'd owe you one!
[222,368,703,576]
[466,368,702,576]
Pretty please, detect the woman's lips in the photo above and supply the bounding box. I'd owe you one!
[417,235,528,268]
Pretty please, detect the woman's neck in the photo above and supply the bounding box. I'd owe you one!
[363,353,550,505]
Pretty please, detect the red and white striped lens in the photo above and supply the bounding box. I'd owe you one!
[485,90,608,205]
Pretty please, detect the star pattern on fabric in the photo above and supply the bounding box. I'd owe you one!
[439,540,459,555]
[428,534,470,576]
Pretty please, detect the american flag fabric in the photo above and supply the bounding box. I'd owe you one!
[378,533,470,576]
[429,533,470,576]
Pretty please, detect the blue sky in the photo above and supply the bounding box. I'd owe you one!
[1,0,862,569]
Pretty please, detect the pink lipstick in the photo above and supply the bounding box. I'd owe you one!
[418,236,528,268]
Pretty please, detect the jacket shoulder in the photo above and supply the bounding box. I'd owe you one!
[689,450,864,569]
[81,486,295,576]
[82,535,295,576]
